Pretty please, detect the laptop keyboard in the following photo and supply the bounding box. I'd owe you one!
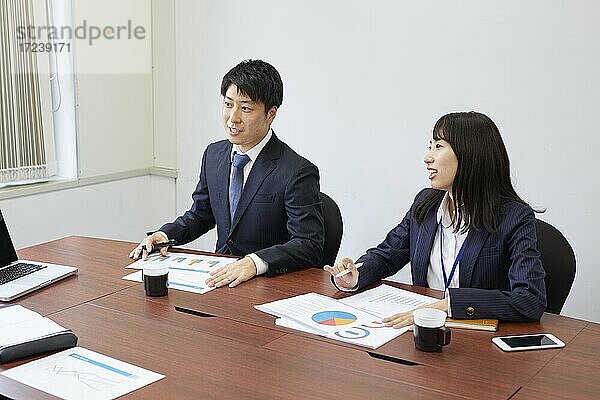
[0,262,47,285]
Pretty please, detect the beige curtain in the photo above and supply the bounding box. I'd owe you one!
[0,0,49,184]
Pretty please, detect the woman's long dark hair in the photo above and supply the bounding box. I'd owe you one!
[414,112,529,233]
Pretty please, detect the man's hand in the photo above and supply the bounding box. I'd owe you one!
[382,299,448,329]
[128,232,170,261]
[206,256,257,288]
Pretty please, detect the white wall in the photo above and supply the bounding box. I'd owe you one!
[0,176,175,249]
[175,0,600,322]
[74,0,154,178]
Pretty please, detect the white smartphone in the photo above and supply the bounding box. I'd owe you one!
[492,333,565,352]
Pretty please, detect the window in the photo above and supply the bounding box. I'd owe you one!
[0,0,58,187]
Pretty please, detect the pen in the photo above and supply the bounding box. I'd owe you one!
[141,239,177,253]
[334,262,363,278]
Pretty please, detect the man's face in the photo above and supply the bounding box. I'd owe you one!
[222,84,277,152]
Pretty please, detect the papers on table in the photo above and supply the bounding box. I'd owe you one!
[338,284,439,318]
[255,285,438,349]
[255,292,342,318]
[123,252,238,294]
[0,305,72,351]
[1,346,164,400]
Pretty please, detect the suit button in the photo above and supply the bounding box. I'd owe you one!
[227,239,233,245]
[466,306,475,316]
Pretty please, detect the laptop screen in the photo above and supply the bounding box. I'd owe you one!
[0,210,19,267]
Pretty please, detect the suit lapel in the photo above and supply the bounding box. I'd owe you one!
[216,143,233,233]
[459,229,489,287]
[230,135,281,233]
[412,208,438,286]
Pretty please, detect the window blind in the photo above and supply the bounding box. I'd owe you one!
[0,0,54,185]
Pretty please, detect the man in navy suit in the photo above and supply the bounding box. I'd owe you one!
[131,60,324,288]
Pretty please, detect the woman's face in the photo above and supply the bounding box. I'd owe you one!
[424,137,458,193]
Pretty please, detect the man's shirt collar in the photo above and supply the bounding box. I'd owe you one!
[231,129,273,162]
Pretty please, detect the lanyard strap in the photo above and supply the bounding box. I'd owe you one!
[440,222,466,290]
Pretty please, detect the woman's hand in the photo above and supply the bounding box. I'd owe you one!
[382,299,449,329]
[324,257,360,289]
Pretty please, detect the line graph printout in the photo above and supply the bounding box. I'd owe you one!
[1,347,164,400]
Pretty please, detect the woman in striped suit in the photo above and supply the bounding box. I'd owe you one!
[325,111,546,327]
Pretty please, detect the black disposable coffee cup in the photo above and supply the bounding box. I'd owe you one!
[413,308,451,352]
[143,267,169,297]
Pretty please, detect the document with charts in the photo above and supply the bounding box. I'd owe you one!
[255,285,438,349]
[1,347,164,400]
[123,252,238,294]
[286,301,409,349]
[338,284,439,318]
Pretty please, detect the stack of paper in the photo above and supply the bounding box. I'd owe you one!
[123,252,238,294]
[255,285,439,349]
[338,284,438,317]
[255,292,342,318]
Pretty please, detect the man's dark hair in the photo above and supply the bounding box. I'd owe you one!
[414,111,531,233]
[220,59,283,114]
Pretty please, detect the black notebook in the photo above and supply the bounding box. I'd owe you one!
[0,305,77,363]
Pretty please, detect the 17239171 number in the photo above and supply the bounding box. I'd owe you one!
[20,42,71,53]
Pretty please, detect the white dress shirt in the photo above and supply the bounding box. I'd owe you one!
[427,192,469,290]
[334,193,470,296]
[427,192,469,317]
[230,130,272,191]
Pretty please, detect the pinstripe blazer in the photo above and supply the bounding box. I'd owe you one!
[159,133,324,277]
[356,189,547,321]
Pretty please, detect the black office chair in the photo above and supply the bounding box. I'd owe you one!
[535,219,576,314]
[319,192,343,267]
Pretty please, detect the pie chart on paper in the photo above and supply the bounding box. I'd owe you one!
[311,311,357,326]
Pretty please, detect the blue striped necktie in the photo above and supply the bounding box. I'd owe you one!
[229,153,251,221]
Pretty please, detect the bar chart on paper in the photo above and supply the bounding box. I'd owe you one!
[127,253,236,273]
[123,253,239,294]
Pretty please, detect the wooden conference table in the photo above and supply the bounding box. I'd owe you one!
[0,236,598,399]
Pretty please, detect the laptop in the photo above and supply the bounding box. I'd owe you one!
[0,210,78,301]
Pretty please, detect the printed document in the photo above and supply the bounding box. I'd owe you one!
[255,285,439,349]
[254,292,342,318]
[1,346,164,400]
[338,284,439,318]
[123,252,238,294]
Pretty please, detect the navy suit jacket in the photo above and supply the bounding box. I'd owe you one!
[159,133,324,276]
[356,189,547,321]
